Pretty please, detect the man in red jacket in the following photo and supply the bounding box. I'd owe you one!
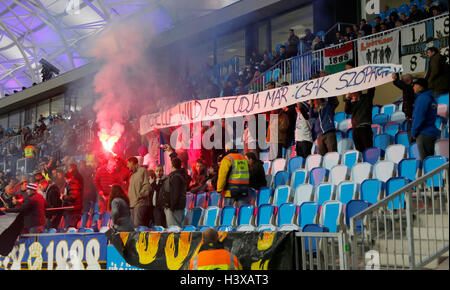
[62,172,82,229]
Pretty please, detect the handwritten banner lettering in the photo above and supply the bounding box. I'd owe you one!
[140,64,403,135]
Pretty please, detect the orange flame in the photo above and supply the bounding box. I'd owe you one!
[99,131,119,156]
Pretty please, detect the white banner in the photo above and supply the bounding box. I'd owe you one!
[401,22,428,74]
[358,30,400,66]
[139,64,403,135]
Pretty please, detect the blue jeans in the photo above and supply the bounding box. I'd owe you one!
[81,201,110,228]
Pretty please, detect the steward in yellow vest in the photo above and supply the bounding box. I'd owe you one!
[189,228,242,270]
[24,145,36,159]
[217,149,249,200]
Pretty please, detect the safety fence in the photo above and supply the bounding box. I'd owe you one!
[248,12,449,92]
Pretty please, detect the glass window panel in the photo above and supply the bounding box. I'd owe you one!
[51,94,65,115]
[37,99,50,119]
[216,29,245,64]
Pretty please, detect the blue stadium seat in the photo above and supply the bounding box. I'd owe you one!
[329,164,349,186]
[372,124,382,136]
[248,188,257,206]
[198,225,212,232]
[185,207,204,227]
[337,119,352,132]
[372,106,381,118]
[263,161,271,174]
[298,202,319,229]
[257,187,273,207]
[435,116,446,131]
[408,142,420,160]
[373,113,389,127]
[334,112,347,124]
[185,193,195,209]
[302,224,329,254]
[203,206,221,228]
[384,122,401,140]
[182,225,197,231]
[217,225,236,232]
[360,179,384,205]
[195,192,208,208]
[398,158,421,182]
[273,170,289,188]
[288,156,305,175]
[391,111,406,124]
[319,201,343,232]
[336,181,358,205]
[345,200,371,232]
[151,226,165,231]
[423,155,448,188]
[347,128,353,140]
[309,167,329,187]
[314,182,335,207]
[207,191,223,207]
[220,206,237,227]
[343,150,361,169]
[381,104,396,118]
[336,130,345,143]
[277,203,297,227]
[290,168,308,189]
[395,131,410,148]
[435,139,449,158]
[386,177,409,210]
[374,134,391,151]
[323,152,341,170]
[237,204,256,226]
[273,185,293,208]
[257,204,277,226]
[363,147,384,165]
[294,183,314,206]
[273,68,281,81]
[436,93,449,106]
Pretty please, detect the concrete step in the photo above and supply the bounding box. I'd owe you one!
[374,238,448,256]
[413,227,449,240]
[415,213,449,228]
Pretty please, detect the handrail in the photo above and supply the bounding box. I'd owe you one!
[350,161,449,223]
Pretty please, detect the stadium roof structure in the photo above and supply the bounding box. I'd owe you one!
[0,0,240,97]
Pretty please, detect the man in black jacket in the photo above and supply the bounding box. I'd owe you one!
[393,73,416,139]
[161,157,189,227]
[151,164,167,228]
[1,183,47,233]
[344,87,376,153]
[38,179,62,230]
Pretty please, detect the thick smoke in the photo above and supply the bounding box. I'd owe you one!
[86,17,169,149]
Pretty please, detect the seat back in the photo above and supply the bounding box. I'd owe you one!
[329,165,349,186]
[237,204,255,226]
[398,158,421,182]
[309,167,328,186]
[323,152,341,170]
[373,113,389,126]
[203,206,221,227]
[271,158,286,175]
[373,160,395,183]
[210,190,224,207]
[195,192,208,208]
[384,122,401,139]
[351,162,372,184]
[338,138,353,155]
[345,200,371,231]
[385,144,406,164]
[319,201,343,232]
[217,225,235,232]
[334,112,347,124]
[277,203,297,226]
[395,131,410,148]
[423,156,447,187]
[273,170,289,188]
[273,185,292,208]
[298,202,319,228]
[288,156,304,175]
[363,147,383,165]
[381,104,396,118]
[305,154,323,171]
[337,181,358,205]
[435,139,449,158]
[220,206,237,227]
[290,169,308,189]
[185,193,194,209]
[409,142,420,160]
[302,224,329,253]
[257,187,273,207]
[386,177,408,210]
[185,207,204,227]
[374,134,391,151]
[294,183,314,206]
[360,179,383,205]
[314,182,334,206]
[263,161,271,174]
[391,111,406,124]
[337,119,352,132]
[257,204,276,226]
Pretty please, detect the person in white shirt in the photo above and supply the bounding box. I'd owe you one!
[295,102,313,158]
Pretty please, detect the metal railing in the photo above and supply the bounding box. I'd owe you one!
[349,162,449,270]
[247,12,449,93]
[295,231,349,270]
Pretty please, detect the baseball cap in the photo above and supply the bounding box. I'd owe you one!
[413,78,428,89]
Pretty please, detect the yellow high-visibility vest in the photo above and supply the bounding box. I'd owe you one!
[24,146,35,158]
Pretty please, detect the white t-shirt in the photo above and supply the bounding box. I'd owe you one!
[295,113,313,142]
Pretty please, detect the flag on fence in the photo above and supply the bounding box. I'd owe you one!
[0,212,24,256]
[324,42,354,74]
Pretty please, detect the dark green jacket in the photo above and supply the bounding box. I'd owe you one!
[425,53,449,94]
